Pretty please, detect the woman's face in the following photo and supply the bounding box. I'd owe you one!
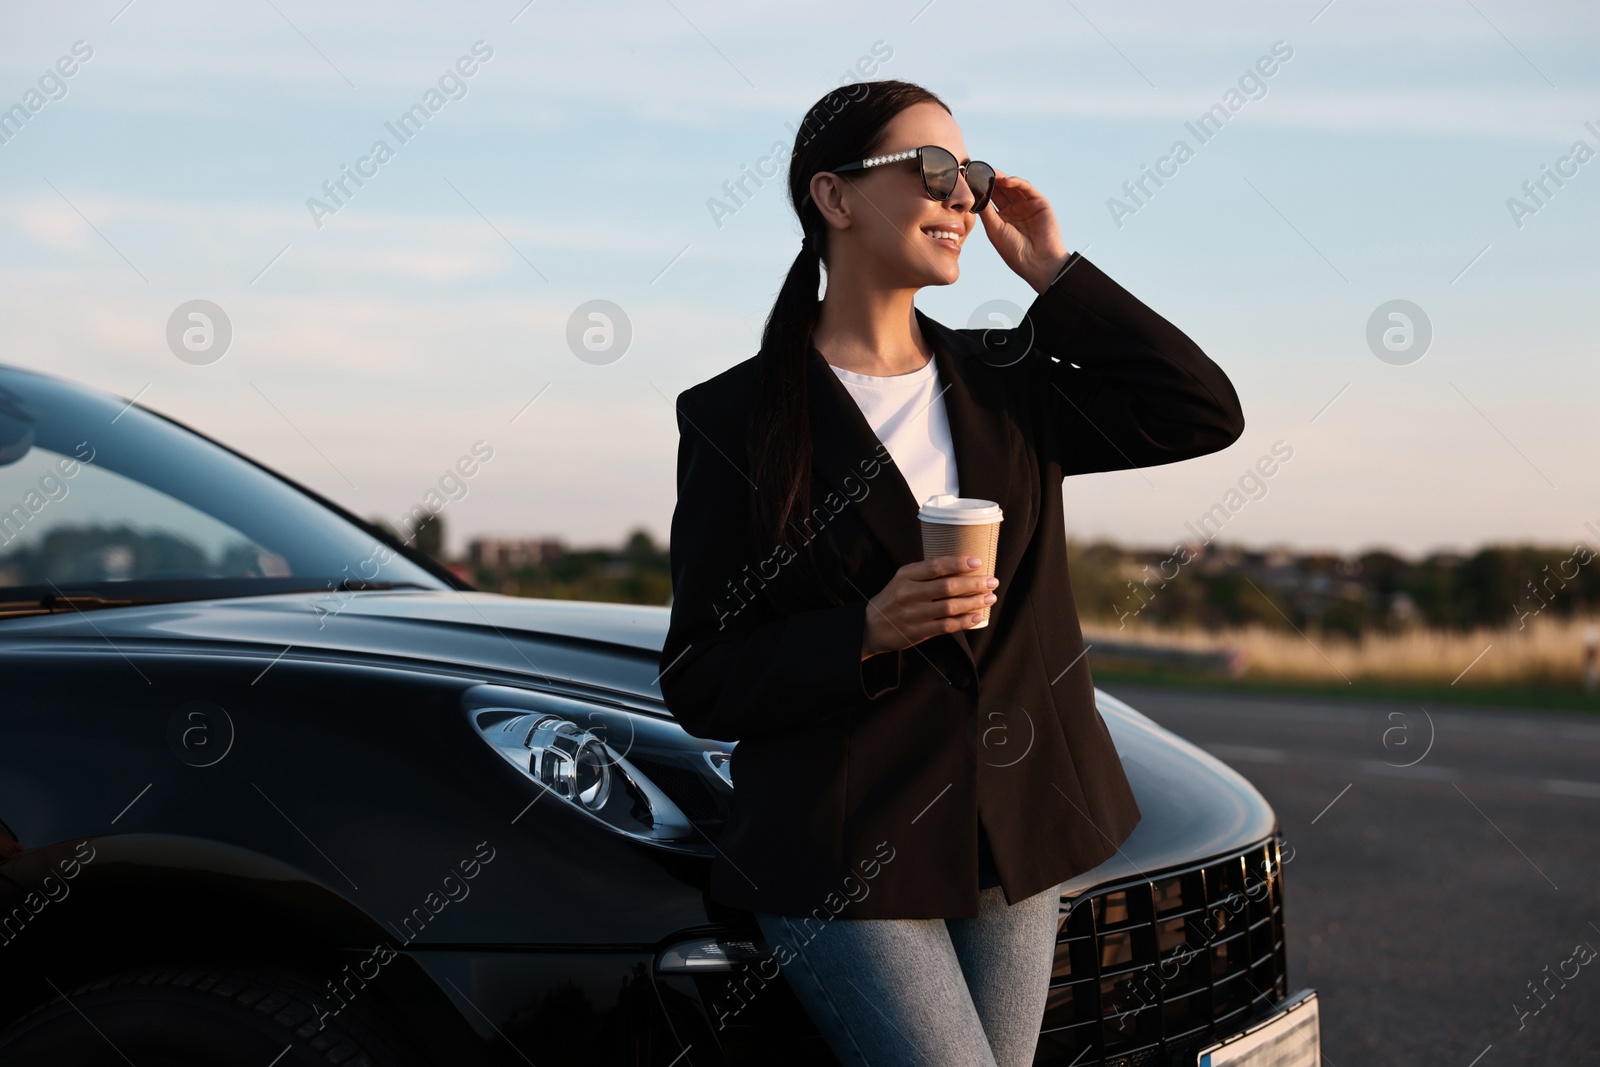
[810,100,980,289]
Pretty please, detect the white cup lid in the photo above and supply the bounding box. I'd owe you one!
[918,494,1004,524]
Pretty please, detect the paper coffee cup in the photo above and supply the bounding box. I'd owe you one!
[917,494,1003,628]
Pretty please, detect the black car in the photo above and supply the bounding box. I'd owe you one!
[0,362,1319,1066]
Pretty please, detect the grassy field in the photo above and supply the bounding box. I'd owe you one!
[1081,612,1600,714]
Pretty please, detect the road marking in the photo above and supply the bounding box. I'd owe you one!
[1543,779,1600,798]
[1160,740,1600,803]
[1100,689,1600,741]
[1356,759,1459,780]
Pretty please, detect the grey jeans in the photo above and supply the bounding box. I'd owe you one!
[753,881,1062,1067]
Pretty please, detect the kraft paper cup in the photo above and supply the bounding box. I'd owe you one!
[918,494,1003,628]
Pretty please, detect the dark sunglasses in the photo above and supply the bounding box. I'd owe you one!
[803,145,996,213]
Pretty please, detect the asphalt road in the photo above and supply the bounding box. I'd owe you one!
[1102,683,1600,1067]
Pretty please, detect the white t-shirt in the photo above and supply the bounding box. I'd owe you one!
[829,354,959,508]
[831,353,999,888]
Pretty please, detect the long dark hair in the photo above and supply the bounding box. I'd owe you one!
[748,79,950,607]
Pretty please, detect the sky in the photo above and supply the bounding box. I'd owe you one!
[1,0,1596,560]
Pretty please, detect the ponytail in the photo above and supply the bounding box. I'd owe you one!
[746,80,950,611]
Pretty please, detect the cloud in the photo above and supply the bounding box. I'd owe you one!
[16,201,95,252]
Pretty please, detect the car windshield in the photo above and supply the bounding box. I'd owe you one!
[0,366,451,616]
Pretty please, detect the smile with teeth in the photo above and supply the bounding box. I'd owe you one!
[922,227,962,248]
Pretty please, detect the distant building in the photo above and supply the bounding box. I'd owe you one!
[467,537,566,569]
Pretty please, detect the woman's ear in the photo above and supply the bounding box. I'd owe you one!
[810,172,852,233]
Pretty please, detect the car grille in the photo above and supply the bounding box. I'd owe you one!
[1034,837,1287,1066]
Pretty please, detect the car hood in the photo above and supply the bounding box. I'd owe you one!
[1,588,1275,890]
[2,589,673,703]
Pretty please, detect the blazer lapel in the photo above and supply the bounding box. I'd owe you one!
[807,307,1022,671]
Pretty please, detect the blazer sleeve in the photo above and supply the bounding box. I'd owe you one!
[657,387,904,743]
[1010,251,1245,476]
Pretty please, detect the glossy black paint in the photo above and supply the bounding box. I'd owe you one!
[0,364,1283,1066]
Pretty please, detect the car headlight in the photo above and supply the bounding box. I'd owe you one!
[473,707,696,846]
[519,714,614,810]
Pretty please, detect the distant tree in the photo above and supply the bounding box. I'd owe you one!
[622,527,658,564]
[408,511,444,561]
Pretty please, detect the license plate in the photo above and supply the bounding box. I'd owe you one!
[1197,989,1319,1067]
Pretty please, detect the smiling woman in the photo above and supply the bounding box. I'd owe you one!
[660,75,1248,1067]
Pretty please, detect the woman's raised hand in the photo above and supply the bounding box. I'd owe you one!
[978,170,1073,295]
[861,555,999,660]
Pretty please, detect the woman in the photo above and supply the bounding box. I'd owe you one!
[658,79,1244,1067]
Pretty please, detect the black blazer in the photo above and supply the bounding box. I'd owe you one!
[659,252,1245,920]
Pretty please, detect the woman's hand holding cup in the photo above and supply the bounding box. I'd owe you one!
[861,555,999,660]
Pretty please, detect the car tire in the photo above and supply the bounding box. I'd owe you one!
[0,962,427,1067]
